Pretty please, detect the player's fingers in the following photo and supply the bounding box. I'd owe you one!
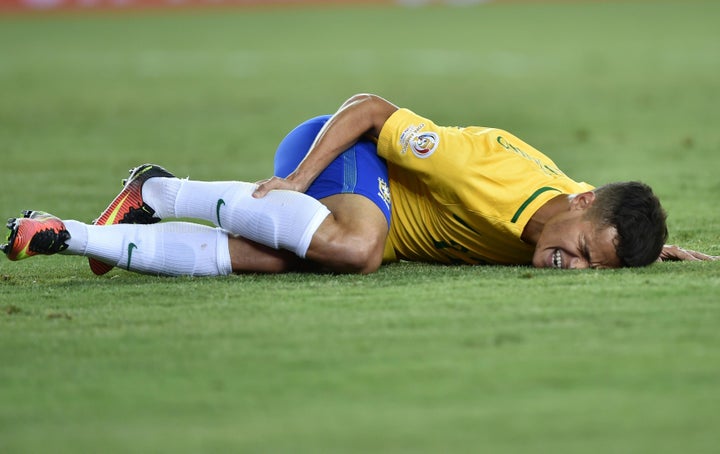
[252,179,275,198]
[666,248,719,261]
[675,247,701,261]
[660,245,700,262]
[253,176,294,198]
[688,249,718,261]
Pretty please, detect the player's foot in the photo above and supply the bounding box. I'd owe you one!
[89,163,175,275]
[1,210,70,261]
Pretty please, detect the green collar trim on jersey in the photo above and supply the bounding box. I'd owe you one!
[512,187,560,223]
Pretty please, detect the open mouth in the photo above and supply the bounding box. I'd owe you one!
[552,249,563,269]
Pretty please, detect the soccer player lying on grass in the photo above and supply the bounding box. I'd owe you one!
[2,94,717,275]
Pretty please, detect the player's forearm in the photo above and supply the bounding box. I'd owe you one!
[287,94,397,191]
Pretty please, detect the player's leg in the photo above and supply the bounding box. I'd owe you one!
[80,115,390,274]
[86,162,330,276]
[2,210,233,277]
[90,164,330,268]
[3,209,315,275]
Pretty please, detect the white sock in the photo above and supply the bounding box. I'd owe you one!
[142,177,183,219]
[143,178,330,258]
[63,220,232,277]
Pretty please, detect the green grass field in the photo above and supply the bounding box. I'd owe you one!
[1,1,719,452]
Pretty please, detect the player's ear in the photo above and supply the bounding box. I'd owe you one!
[569,191,596,211]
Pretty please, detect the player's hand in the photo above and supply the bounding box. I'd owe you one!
[657,244,719,262]
[253,176,307,198]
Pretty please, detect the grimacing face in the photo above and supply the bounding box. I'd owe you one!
[532,193,622,270]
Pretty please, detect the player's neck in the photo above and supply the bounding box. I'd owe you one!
[521,194,571,245]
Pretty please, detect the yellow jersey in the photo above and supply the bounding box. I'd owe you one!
[377,108,593,265]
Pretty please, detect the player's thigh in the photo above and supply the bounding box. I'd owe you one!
[322,193,388,240]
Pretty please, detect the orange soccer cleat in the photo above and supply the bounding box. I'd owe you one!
[1,210,70,261]
[89,163,175,275]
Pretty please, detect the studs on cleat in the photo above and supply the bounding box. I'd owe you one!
[3,218,15,257]
[2,211,70,260]
[21,210,38,219]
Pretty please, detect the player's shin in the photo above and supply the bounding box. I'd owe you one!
[64,221,232,276]
[148,179,330,258]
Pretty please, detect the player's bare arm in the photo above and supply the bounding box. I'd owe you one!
[253,94,398,198]
[658,244,718,262]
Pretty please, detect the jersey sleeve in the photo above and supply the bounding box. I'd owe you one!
[376,108,477,202]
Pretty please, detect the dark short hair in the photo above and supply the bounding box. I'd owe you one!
[587,182,668,267]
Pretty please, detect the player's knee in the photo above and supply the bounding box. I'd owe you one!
[307,205,387,274]
[339,234,384,274]
[317,228,384,274]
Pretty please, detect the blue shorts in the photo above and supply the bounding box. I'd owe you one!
[274,115,392,227]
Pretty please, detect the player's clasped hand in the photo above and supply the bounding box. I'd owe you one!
[253,176,305,198]
[658,244,719,262]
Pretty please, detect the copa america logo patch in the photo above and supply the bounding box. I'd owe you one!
[411,132,439,158]
[399,124,440,159]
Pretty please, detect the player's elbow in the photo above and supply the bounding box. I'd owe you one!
[340,94,380,115]
[341,94,398,137]
[344,93,376,105]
